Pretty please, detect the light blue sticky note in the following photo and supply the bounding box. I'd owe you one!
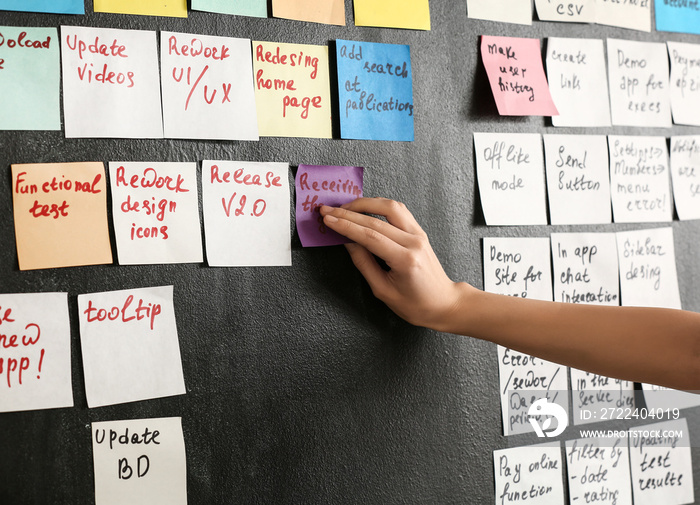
[0,0,84,14]
[336,39,414,142]
[191,0,266,17]
[655,1,700,35]
[0,27,61,130]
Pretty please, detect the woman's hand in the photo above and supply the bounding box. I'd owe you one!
[320,198,470,331]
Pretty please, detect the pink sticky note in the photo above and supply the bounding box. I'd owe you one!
[295,164,363,247]
[481,35,559,117]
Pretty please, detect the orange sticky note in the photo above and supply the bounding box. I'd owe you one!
[11,162,113,270]
[272,0,345,25]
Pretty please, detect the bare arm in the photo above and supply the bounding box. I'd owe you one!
[320,198,700,391]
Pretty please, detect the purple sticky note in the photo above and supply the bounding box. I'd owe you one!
[295,164,363,247]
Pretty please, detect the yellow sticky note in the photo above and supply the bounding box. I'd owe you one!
[272,0,345,25]
[93,0,188,18]
[253,41,332,138]
[354,0,431,30]
[12,162,113,270]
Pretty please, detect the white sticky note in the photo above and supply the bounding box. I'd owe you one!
[608,136,672,224]
[160,31,258,140]
[667,41,700,127]
[546,38,611,127]
[494,443,565,505]
[565,437,632,505]
[109,162,203,265]
[202,161,291,266]
[60,26,163,138]
[543,135,611,224]
[78,286,186,408]
[0,293,73,413]
[616,228,681,309]
[92,417,187,505]
[484,237,568,436]
[597,0,651,31]
[629,419,694,505]
[535,0,595,23]
[670,136,700,220]
[467,0,532,25]
[474,132,547,226]
[607,39,671,128]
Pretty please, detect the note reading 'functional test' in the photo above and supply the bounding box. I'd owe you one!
[295,165,363,247]
[109,162,203,265]
[92,417,187,505]
[60,26,163,138]
[161,31,258,140]
[252,41,332,138]
[0,26,60,130]
[0,293,73,413]
[78,286,186,408]
[474,132,547,226]
[335,39,414,141]
[481,36,558,117]
[545,37,611,128]
[202,161,291,266]
[11,161,113,270]
[543,134,611,225]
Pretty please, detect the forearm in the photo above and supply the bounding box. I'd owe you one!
[442,283,700,391]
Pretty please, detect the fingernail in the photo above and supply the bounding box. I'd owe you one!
[325,215,338,224]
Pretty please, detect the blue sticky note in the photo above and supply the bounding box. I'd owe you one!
[0,0,84,14]
[336,39,414,142]
[0,27,61,130]
[655,1,700,35]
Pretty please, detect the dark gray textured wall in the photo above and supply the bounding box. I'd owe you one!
[0,1,699,504]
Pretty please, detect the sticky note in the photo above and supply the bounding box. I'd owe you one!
[336,40,414,141]
[353,0,430,30]
[546,38,611,127]
[272,0,344,25]
[0,27,60,130]
[656,0,700,35]
[202,161,291,266]
[92,417,187,505]
[566,437,632,505]
[629,419,694,505]
[252,41,331,138]
[109,162,203,265]
[0,293,73,413]
[474,132,547,226]
[295,164,363,247]
[667,41,700,127]
[78,286,185,408]
[0,0,84,14]
[11,162,113,270]
[543,135,611,225]
[191,0,266,17]
[161,31,258,141]
[608,136,672,224]
[597,0,650,31]
[494,443,565,504]
[481,36,558,117]
[484,237,568,437]
[94,0,187,18]
[670,136,700,220]
[60,26,163,138]
[607,39,671,128]
[535,0,595,23]
[467,0,532,25]
[616,228,681,309]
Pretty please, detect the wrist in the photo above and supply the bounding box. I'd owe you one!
[430,281,479,335]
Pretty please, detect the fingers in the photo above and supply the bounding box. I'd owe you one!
[320,204,412,247]
[339,198,424,235]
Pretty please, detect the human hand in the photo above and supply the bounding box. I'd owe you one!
[319,198,469,331]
